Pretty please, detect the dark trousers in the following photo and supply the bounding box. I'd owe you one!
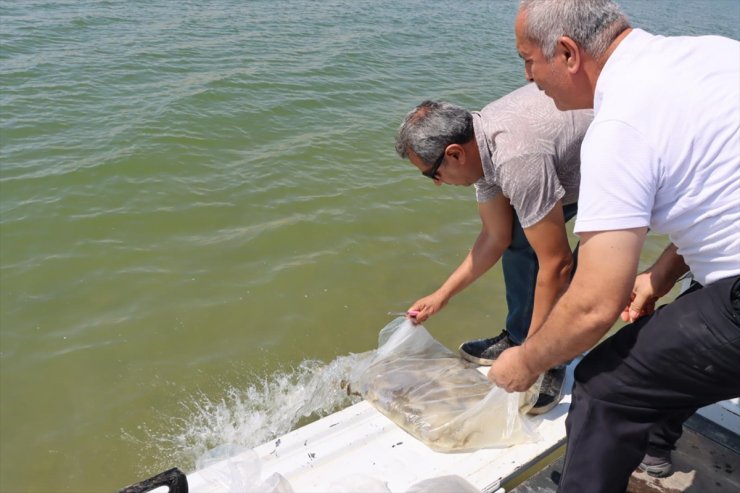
[558,275,740,493]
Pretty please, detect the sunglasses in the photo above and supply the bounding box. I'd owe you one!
[422,149,446,180]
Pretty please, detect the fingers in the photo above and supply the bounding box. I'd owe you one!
[408,298,437,324]
[621,291,636,322]
[408,292,449,324]
[405,309,421,324]
[407,303,428,324]
[625,298,656,323]
[625,272,662,322]
[622,275,661,323]
[630,292,650,321]
[414,307,433,324]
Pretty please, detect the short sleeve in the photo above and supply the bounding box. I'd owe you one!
[498,153,566,228]
[574,120,658,234]
[474,178,502,203]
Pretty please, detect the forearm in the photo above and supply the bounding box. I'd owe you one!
[412,198,514,321]
[520,228,647,374]
[436,231,506,300]
[519,202,574,338]
[527,257,573,337]
[489,229,648,392]
[644,243,689,296]
[521,285,617,374]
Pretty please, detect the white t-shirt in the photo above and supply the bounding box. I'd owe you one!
[574,29,740,285]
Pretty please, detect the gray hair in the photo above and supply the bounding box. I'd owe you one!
[395,100,474,166]
[519,0,630,59]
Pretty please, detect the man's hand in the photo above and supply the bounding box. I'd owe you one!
[487,346,539,392]
[620,243,688,323]
[408,291,448,324]
[620,271,660,322]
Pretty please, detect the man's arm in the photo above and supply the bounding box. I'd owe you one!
[621,242,688,322]
[489,227,647,390]
[410,193,512,323]
[522,201,574,336]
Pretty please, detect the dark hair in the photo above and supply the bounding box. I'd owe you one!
[395,100,474,166]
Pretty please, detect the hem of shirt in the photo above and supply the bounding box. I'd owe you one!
[518,191,566,229]
[573,216,649,234]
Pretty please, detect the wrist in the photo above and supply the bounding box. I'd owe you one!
[646,243,688,296]
[519,340,545,376]
[643,266,673,298]
[435,285,456,301]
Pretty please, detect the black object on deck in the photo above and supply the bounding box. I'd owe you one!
[118,467,188,493]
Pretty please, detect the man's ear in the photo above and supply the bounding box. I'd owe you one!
[559,36,582,74]
[446,143,466,165]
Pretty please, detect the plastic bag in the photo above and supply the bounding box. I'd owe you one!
[195,444,294,493]
[326,474,392,492]
[351,317,540,452]
[405,475,482,493]
[327,474,482,493]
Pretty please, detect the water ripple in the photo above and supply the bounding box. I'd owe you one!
[1,1,738,492]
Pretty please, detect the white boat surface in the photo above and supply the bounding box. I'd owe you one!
[122,367,738,493]
[184,372,739,493]
[185,361,571,492]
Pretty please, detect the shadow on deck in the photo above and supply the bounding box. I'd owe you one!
[510,414,739,493]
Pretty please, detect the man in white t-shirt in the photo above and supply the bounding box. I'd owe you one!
[488,0,740,491]
[394,86,592,414]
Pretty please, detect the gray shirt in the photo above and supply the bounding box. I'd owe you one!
[473,83,593,228]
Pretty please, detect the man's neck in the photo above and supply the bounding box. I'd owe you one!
[463,138,485,182]
[584,27,633,108]
[594,28,633,82]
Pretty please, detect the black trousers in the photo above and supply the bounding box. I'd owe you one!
[558,276,740,493]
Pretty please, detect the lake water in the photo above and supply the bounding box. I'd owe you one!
[1,1,738,491]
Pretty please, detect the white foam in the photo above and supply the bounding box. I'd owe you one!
[128,353,369,473]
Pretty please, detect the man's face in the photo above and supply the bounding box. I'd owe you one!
[515,12,578,110]
[408,149,477,187]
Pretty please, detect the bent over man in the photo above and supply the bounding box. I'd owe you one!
[395,84,592,413]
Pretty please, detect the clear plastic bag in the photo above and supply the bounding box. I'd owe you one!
[195,444,294,493]
[405,475,482,493]
[327,474,482,493]
[351,317,540,452]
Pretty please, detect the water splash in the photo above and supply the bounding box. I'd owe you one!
[126,352,370,474]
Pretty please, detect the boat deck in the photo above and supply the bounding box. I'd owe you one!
[186,364,580,492]
[510,407,740,493]
[183,363,738,493]
[125,368,737,493]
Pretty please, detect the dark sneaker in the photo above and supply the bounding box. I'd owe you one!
[528,366,566,415]
[638,449,673,478]
[458,330,518,366]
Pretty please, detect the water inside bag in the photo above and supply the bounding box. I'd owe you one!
[349,318,541,452]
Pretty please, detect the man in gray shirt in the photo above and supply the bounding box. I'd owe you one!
[395,83,592,413]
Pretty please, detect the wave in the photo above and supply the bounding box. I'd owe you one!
[123,353,368,474]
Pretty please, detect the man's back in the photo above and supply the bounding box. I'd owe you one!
[577,29,740,285]
[473,83,593,228]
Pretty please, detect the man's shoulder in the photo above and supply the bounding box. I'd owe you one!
[480,83,551,114]
[480,84,592,133]
[476,88,590,168]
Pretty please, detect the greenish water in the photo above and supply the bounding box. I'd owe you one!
[1,1,737,491]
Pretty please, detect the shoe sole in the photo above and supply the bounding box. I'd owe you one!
[527,394,563,415]
[458,345,496,366]
[638,463,673,478]
[527,383,564,416]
